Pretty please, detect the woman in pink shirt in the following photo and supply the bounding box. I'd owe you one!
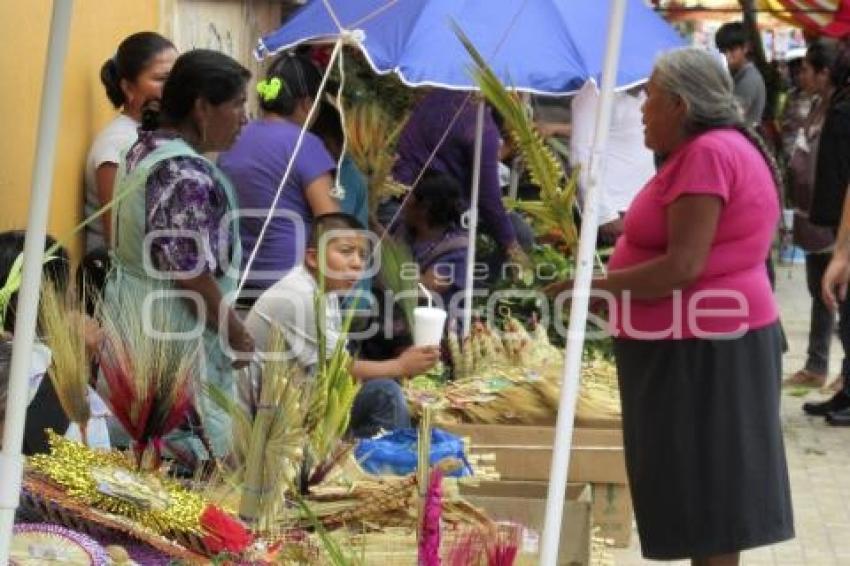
[599,48,793,563]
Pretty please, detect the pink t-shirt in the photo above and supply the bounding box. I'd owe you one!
[607,128,779,340]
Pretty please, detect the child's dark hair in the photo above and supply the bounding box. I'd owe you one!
[141,49,250,131]
[308,213,366,249]
[715,22,750,53]
[806,40,837,74]
[0,231,69,333]
[310,100,344,151]
[412,170,465,228]
[100,32,175,108]
[258,52,323,117]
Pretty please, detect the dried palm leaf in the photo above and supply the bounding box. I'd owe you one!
[207,327,307,531]
[308,248,361,469]
[38,281,91,443]
[377,238,417,333]
[97,285,196,469]
[344,101,410,213]
[454,23,579,250]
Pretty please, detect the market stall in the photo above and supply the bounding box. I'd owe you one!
[2,0,686,563]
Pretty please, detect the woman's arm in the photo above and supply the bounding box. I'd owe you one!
[596,195,722,300]
[305,173,341,216]
[94,163,118,245]
[175,273,254,368]
[536,121,572,138]
[146,158,254,367]
[477,120,518,248]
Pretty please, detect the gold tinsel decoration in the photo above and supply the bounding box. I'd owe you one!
[29,431,206,537]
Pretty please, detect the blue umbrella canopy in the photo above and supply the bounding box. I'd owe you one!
[256,0,684,94]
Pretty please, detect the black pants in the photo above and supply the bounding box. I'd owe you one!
[802,253,836,376]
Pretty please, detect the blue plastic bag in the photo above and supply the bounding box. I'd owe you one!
[355,428,473,477]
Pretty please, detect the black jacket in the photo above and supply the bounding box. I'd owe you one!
[810,91,850,227]
[0,341,70,455]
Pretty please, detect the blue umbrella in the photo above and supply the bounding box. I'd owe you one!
[254,0,684,338]
[257,0,683,94]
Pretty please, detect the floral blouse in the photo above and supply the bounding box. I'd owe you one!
[124,131,232,277]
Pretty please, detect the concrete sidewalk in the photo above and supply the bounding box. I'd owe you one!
[611,262,850,565]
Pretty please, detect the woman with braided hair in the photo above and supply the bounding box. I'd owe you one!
[551,47,794,563]
[105,49,255,458]
[807,37,850,425]
[219,52,339,306]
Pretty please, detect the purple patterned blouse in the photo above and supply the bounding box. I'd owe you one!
[124,130,232,276]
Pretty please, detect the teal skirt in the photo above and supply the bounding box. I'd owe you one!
[101,268,235,459]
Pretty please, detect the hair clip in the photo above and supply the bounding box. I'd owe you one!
[257,77,284,102]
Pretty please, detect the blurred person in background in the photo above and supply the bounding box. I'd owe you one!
[569,81,656,245]
[392,89,531,272]
[716,21,767,128]
[805,38,850,425]
[784,41,842,391]
[219,53,338,305]
[778,47,812,160]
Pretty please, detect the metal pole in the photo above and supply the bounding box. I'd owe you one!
[462,100,486,338]
[0,1,74,561]
[538,1,627,564]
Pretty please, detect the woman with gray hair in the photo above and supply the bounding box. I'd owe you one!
[590,47,793,563]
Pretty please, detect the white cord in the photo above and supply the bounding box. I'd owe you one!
[237,38,344,297]
[334,35,348,199]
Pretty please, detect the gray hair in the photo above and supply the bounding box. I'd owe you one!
[653,47,743,133]
[654,47,783,192]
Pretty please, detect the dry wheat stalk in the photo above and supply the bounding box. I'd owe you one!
[38,281,91,443]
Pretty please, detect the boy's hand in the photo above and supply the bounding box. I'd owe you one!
[397,346,440,378]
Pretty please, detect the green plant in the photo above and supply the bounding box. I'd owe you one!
[454,23,579,251]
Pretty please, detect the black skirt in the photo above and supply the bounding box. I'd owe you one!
[614,323,794,560]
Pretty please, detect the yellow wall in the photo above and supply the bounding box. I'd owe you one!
[0,1,160,262]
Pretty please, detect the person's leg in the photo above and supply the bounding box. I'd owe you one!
[803,253,832,377]
[806,285,850,415]
[837,289,850,386]
[349,378,411,438]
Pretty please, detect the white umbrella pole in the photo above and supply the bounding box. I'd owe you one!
[0,0,73,561]
[462,100,486,338]
[538,1,627,564]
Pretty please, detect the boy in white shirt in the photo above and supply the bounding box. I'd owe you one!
[244,213,439,437]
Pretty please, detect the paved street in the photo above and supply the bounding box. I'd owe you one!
[612,262,850,565]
